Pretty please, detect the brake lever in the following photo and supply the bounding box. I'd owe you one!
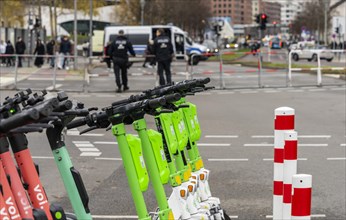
[105,125,112,131]
[26,123,54,129]
[80,126,98,135]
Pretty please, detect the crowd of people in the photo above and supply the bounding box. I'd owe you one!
[0,35,73,69]
[1,30,175,93]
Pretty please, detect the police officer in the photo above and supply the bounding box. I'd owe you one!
[109,30,135,93]
[153,28,174,86]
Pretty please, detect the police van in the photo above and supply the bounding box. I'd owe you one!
[103,25,208,65]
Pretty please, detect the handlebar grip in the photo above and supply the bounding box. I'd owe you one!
[35,102,54,117]
[54,100,73,112]
[197,77,210,85]
[111,98,130,107]
[49,98,60,109]
[66,118,87,129]
[148,97,166,109]
[0,109,39,133]
[164,93,181,103]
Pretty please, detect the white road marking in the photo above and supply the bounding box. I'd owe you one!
[308,89,327,92]
[95,157,123,161]
[95,94,116,98]
[80,152,102,157]
[71,94,91,98]
[74,143,95,147]
[298,135,331,138]
[240,91,258,94]
[299,144,328,147]
[287,90,304,92]
[205,135,238,138]
[251,135,274,138]
[195,92,212,96]
[198,143,231,147]
[218,92,235,95]
[244,144,273,147]
[45,84,62,90]
[330,87,346,91]
[32,156,54,159]
[72,141,91,144]
[327,157,346,161]
[94,141,118,145]
[208,158,248,162]
[73,141,102,156]
[78,148,100,152]
[264,90,279,93]
[67,132,104,137]
[340,144,346,147]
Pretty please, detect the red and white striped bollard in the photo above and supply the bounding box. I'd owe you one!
[283,131,298,219]
[291,174,312,220]
[273,107,295,219]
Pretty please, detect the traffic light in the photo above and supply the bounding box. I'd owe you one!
[260,13,268,30]
[335,27,339,34]
[255,14,260,24]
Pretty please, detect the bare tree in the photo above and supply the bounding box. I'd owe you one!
[291,0,335,41]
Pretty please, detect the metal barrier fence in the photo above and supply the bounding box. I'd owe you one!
[187,50,289,89]
[187,49,345,89]
[0,54,88,92]
[288,49,346,87]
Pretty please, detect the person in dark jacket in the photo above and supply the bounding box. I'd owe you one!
[104,41,112,71]
[5,40,15,67]
[33,39,45,68]
[46,39,55,68]
[109,30,136,93]
[58,35,71,69]
[15,37,26,67]
[142,39,156,68]
[153,28,174,86]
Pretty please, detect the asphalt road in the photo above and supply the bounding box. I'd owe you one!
[1,79,345,219]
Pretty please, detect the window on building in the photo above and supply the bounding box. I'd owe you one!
[219,10,222,13]
[224,10,227,13]
[229,4,231,7]
[229,9,231,13]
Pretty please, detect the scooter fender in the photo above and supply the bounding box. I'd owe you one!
[168,188,183,220]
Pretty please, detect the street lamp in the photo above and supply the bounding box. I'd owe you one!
[140,0,145,26]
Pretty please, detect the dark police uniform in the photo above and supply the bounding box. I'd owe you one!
[109,35,135,92]
[153,34,174,86]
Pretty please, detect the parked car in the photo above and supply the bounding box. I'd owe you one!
[290,45,333,62]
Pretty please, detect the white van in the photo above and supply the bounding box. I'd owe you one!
[103,25,208,65]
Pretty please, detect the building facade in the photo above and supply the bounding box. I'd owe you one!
[210,0,253,24]
[252,0,281,24]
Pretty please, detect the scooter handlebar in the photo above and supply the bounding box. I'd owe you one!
[66,117,87,129]
[0,109,40,133]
